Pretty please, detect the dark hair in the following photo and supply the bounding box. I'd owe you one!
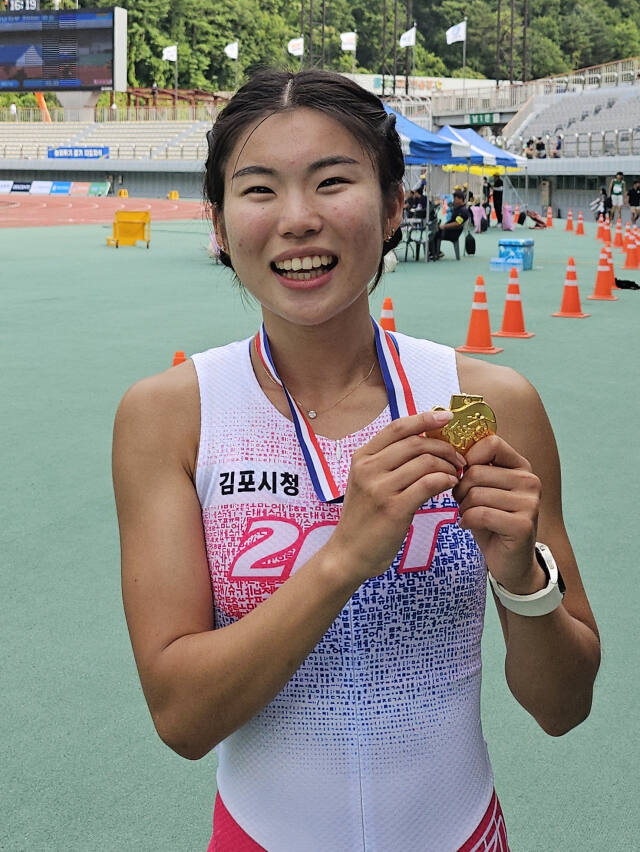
[452,190,465,200]
[204,69,405,289]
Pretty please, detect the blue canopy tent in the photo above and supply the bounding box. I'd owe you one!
[436,125,525,169]
[383,105,471,165]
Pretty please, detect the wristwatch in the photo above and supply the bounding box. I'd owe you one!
[488,542,566,617]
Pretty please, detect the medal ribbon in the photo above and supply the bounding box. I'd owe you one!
[254,316,417,503]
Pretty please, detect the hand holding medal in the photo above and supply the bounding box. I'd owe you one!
[425,394,497,456]
[429,394,546,595]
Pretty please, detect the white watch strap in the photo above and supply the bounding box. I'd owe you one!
[488,543,565,617]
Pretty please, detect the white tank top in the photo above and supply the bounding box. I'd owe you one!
[191,332,494,851]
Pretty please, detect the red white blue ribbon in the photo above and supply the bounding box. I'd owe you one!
[255,316,416,503]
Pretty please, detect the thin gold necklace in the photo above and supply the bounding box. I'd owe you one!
[259,347,377,420]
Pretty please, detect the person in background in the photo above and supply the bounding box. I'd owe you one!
[524,139,535,159]
[627,178,640,224]
[608,171,626,224]
[551,136,562,158]
[482,176,492,218]
[429,189,469,260]
[590,187,611,221]
[9,102,17,121]
[492,174,503,224]
[535,137,547,159]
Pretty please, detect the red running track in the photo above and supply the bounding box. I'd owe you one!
[0,194,207,228]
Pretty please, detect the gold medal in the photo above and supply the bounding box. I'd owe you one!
[426,394,497,455]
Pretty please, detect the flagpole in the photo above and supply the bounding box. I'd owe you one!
[462,18,467,105]
[174,47,178,115]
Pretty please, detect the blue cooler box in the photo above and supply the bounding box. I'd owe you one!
[498,238,534,271]
[490,256,523,272]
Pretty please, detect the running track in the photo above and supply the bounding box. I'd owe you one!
[0,194,207,228]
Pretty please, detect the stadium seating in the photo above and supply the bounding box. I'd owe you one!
[507,86,640,154]
[0,119,210,160]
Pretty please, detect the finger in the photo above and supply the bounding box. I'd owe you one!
[365,410,454,455]
[377,433,465,473]
[387,453,462,493]
[458,506,535,540]
[402,472,460,508]
[453,465,540,504]
[456,486,536,516]
[463,434,532,471]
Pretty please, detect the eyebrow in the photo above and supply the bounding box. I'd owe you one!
[232,155,360,180]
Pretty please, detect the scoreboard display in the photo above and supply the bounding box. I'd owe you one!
[0,7,127,91]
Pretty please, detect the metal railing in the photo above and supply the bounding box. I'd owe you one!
[504,129,640,158]
[0,105,217,123]
[430,57,640,116]
[0,142,208,160]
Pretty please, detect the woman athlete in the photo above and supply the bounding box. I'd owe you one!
[113,70,600,851]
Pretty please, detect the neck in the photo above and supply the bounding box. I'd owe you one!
[259,298,379,399]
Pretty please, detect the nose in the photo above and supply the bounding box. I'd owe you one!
[277,190,322,239]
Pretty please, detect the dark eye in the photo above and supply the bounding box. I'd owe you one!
[319,176,349,189]
[243,185,274,195]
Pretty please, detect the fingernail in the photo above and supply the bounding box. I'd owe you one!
[455,452,466,467]
[432,410,454,424]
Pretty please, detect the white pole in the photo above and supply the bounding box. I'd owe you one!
[462,18,467,106]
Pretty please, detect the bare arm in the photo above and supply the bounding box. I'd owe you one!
[113,372,462,759]
[455,359,601,736]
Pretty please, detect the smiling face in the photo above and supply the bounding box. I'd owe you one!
[213,108,403,328]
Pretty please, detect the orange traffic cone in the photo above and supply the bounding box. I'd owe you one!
[613,218,623,247]
[456,277,503,354]
[575,211,585,235]
[565,209,574,232]
[623,222,631,250]
[588,248,617,301]
[172,350,186,366]
[605,213,610,229]
[493,268,535,338]
[546,206,553,228]
[379,297,396,331]
[602,224,611,245]
[552,257,590,318]
[491,197,497,222]
[604,245,617,291]
[596,213,604,240]
[622,230,638,269]
[442,197,448,218]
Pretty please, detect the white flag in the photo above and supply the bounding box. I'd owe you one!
[162,45,177,62]
[340,32,357,52]
[224,41,239,60]
[287,37,304,57]
[446,20,467,44]
[399,26,416,48]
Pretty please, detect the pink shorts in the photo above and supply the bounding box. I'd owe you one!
[207,789,510,851]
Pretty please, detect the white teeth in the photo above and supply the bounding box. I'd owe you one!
[274,254,336,273]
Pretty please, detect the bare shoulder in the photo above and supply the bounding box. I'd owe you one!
[456,353,545,456]
[113,359,200,479]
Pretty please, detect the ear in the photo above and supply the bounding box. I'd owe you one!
[386,184,405,232]
[212,204,227,251]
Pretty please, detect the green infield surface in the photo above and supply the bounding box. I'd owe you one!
[2,218,638,851]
